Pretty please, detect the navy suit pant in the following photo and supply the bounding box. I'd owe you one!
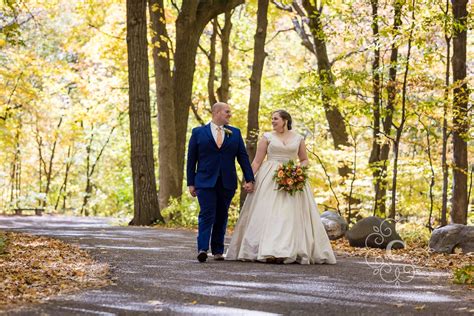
[196,177,235,255]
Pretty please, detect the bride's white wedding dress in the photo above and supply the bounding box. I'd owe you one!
[226,132,336,264]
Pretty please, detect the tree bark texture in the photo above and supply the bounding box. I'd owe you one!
[127,0,164,225]
[241,0,269,207]
[370,0,402,218]
[441,0,451,226]
[149,0,180,209]
[217,9,233,103]
[149,1,243,208]
[451,0,468,224]
[368,0,384,217]
[301,0,351,177]
[206,18,218,107]
[390,0,414,219]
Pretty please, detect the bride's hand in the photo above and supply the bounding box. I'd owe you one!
[244,182,255,193]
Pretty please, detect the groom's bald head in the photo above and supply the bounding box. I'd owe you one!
[211,102,232,125]
[212,102,228,113]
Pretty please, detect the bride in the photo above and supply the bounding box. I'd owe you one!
[226,110,336,264]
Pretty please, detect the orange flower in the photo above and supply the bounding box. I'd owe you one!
[277,170,285,178]
[296,168,303,175]
[287,179,294,186]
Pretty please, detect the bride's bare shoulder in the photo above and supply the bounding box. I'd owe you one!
[262,131,273,139]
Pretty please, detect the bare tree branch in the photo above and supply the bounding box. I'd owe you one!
[291,17,315,54]
[170,0,180,13]
[198,43,210,59]
[271,0,293,11]
[88,23,124,40]
[190,103,206,126]
[306,147,342,215]
[330,47,371,67]
[265,27,295,45]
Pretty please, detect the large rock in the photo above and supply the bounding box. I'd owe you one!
[321,211,348,240]
[345,216,404,249]
[429,224,474,254]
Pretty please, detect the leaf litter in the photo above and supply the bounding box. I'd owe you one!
[0,231,111,309]
[330,238,473,286]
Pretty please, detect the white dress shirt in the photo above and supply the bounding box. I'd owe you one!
[210,121,225,145]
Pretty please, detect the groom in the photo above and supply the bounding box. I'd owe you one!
[187,102,255,263]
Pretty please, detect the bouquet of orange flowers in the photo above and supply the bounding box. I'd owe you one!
[273,160,308,195]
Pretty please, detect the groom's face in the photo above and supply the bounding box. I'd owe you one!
[216,105,232,125]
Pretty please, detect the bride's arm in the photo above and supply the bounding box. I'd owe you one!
[251,137,268,174]
[298,138,309,167]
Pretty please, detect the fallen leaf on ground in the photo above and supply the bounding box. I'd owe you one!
[0,231,110,309]
[330,238,473,284]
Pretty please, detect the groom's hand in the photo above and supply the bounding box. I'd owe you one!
[188,186,197,197]
[244,182,255,193]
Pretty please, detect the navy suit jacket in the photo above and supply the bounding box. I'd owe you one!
[187,124,255,190]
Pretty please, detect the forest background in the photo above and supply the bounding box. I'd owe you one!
[0,0,472,240]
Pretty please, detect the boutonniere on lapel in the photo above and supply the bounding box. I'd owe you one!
[223,127,232,138]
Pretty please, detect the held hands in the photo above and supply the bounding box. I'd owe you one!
[244,182,255,193]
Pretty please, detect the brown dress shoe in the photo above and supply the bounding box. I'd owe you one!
[213,254,224,261]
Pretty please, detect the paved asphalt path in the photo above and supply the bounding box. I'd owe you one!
[0,215,472,315]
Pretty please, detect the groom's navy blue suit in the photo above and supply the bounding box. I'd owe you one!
[187,123,254,255]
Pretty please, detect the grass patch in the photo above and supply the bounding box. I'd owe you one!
[453,265,473,285]
[397,222,431,248]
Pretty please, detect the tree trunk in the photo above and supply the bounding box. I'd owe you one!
[10,121,21,208]
[390,0,414,219]
[241,0,269,207]
[246,0,269,164]
[82,175,92,216]
[370,0,403,218]
[301,0,351,177]
[35,122,43,207]
[81,129,94,216]
[173,1,244,193]
[368,0,384,217]
[173,14,207,202]
[42,117,62,208]
[149,0,180,210]
[81,124,116,215]
[441,0,451,226]
[127,0,164,225]
[205,10,233,105]
[420,119,436,231]
[55,145,73,211]
[205,18,218,107]
[149,1,243,208]
[217,9,233,103]
[451,0,468,224]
